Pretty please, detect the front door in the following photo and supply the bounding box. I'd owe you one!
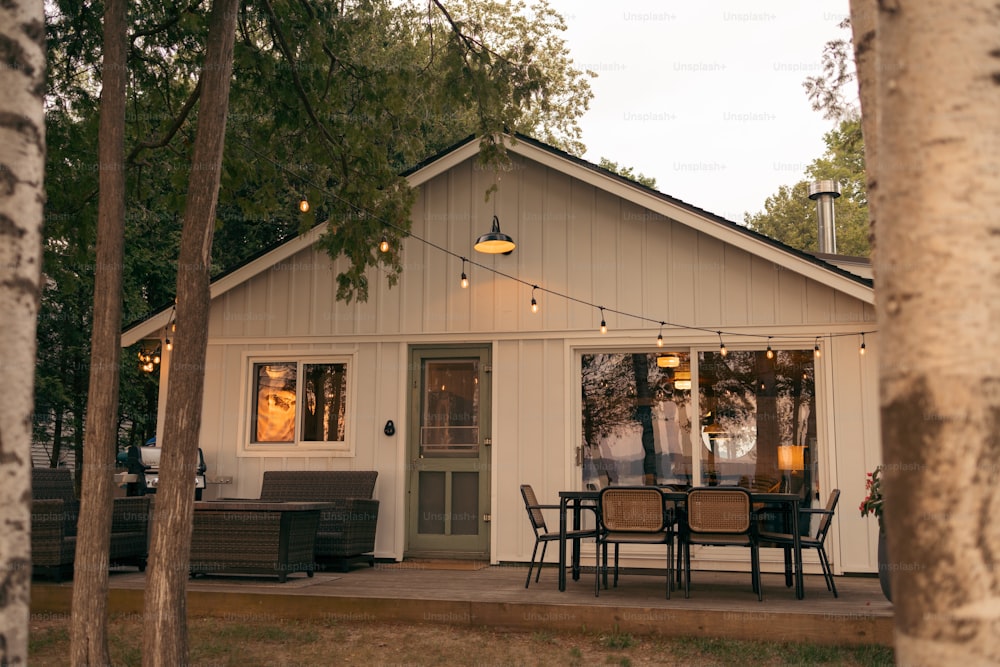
[406,345,491,559]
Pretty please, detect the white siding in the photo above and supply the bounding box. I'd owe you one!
[185,153,880,569]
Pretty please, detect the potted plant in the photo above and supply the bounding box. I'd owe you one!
[860,465,890,601]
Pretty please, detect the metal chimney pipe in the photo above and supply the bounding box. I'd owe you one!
[808,180,841,254]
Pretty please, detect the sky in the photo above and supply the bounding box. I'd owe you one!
[541,0,853,223]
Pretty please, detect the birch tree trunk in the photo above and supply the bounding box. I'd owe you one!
[0,0,46,662]
[854,0,1000,662]
[849,0,879,254]
[141,0,239,663]
[69,0,128,662]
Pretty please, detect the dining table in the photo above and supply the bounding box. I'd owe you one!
[557,487,804,599]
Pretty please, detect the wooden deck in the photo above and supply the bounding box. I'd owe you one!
[31,562,893,647]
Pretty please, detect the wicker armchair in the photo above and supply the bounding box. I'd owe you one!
[258,470,379,571]
[31,468,151,581]
[595,487,675,598]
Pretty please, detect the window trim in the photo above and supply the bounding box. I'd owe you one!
[238,352,357,457]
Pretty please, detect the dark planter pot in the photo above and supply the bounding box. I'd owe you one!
[877,531,892,602]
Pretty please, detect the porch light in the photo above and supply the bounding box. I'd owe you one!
[474,215,515,255]
[138,346,161,373]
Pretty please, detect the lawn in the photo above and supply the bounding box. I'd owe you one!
[30,613,894,666]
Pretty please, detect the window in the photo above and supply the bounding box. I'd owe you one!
[698,350,816,496]
[580,349,818,502]
[249,358,350,448]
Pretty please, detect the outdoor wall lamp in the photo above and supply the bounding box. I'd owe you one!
[474,215,515,255]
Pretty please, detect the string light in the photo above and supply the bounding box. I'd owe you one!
[166,338,173,351]
[530,286,539,313]
[656,322,664,347]
[814,337,822,358]
[379,234,390,253]
[226,137,877,355]
[460,258,469,289]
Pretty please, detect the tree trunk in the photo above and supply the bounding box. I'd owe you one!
[848,0,879,253]
[858,0,1000,663]
[0,0,46,661]
[69,0,128,661]
[632,354,657,483]
[141,0,239,663]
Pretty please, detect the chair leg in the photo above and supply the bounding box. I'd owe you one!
[602,542,610,590]
[594,538,602,597]
[613,544,620,588]
[818,547,838,597]
[684,541,691,599]
[525,540,540,588]
[751,545,763,601]
[535,542,548,584]
[665,537,673,599]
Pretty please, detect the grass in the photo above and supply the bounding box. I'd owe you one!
[29,614,895,666]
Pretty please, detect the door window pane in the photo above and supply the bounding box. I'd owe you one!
[420,360,479,457]
[418,471,446,534]
[451,472,479,535]
[252,363,297,443]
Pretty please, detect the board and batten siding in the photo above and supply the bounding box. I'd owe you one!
[192,153,878,569]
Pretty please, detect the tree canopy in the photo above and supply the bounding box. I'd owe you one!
[37,0,594,458]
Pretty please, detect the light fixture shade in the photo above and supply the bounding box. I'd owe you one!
[474,215,515,255]
[778,445,805,471]
[656,354,681,368]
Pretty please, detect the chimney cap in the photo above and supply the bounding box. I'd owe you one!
[809,180,842,200]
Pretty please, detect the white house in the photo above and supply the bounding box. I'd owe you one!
[121,135,882,575]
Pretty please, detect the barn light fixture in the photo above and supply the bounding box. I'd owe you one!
[474,215,515,255]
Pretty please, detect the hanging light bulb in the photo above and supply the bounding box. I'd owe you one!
[379,234,390,253]
[599,307,607,334]
[859,333,866,356]
[656,323,664,347]
[460,258,469,288]
[166,338,173,351]
[298,198,310,213]
[766,337,774,360]
[530,286,539,313]
[814,337,822,358]
[718,332,727,357]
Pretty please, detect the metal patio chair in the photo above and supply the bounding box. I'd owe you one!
[520,484,597,588]
[760,489,842,597]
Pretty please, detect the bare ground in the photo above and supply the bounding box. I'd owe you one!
[28,614,894,666]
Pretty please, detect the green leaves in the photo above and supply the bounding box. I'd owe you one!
[745,119,870,257]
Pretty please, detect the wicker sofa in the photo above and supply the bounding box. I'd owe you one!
[258,470,379,571]
[31,467,151,581]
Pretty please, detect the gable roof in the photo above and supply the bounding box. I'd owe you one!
[121,134,873,347]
